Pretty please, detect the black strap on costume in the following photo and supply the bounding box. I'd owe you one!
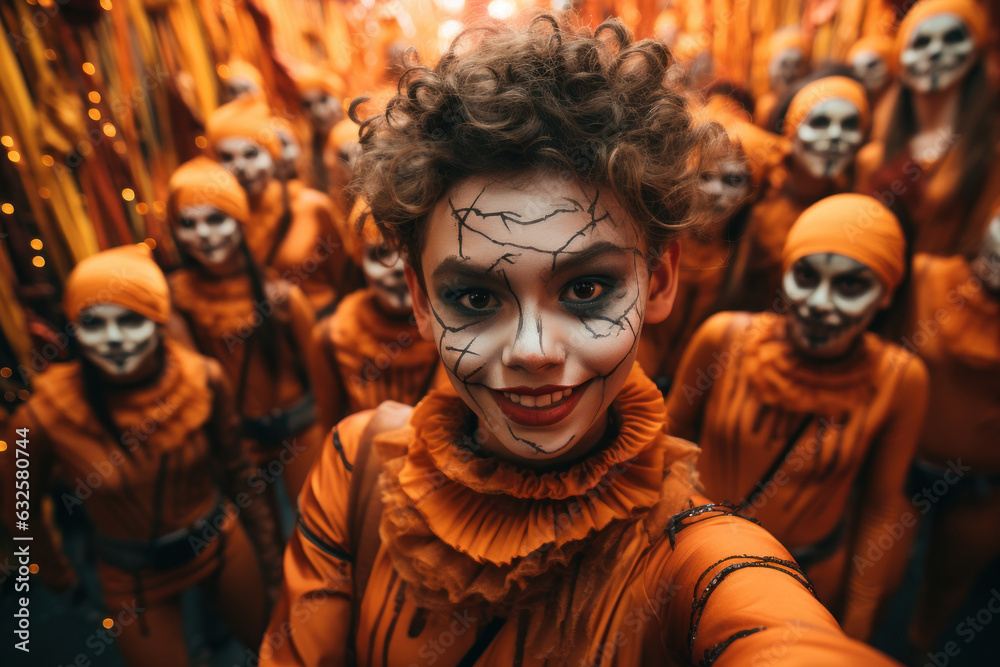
[738,412,815,511]
[456,616,507,667]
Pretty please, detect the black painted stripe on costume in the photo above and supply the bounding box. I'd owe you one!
[666,503,761,547]
[698,627,766,667]
[297,515,353,562]
[332,430,354,472]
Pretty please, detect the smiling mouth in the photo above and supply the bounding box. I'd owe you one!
[488,380,590,427]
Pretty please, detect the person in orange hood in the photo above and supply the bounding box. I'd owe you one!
[847,35,896,142]
[166,157,324,538]
[903,200,1000,653]
[206,96,347,317]
[667,193,929,641]
[260,16,902,666]
[754,29,809,131]
[0,244,281,666]
[291,64,350,210]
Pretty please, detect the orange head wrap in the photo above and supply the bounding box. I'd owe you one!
[783,193,906,294]
[64,244,170,324]
[346,198,383,263]
[292,63,346,99]
[894,0,987,72]
[783,76,870,139]
[847,35,893,64]
[206,96,283,160]
[168,156,250,225]
[221,59,264,93]
[727,120,788,189]
[769,28,807,62]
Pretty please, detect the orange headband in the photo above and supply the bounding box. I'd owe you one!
[783,194,906,294]
[727,120,787,189]
[206,96,283,160]
[346,198,384,263]
[222,59,264,92]
[64,244,170,324]
[769,28,807,62]
[894,0,986,72]
[847,35,893,64]
[783,76,870,139]
[168,156,250,225]
[293,63,346,99]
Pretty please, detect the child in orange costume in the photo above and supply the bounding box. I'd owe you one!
[855,0,1000,256]
[166,158,323,516]
[754,29,809,131]
[847,35,895,142]
[291,64,350,210]
[734,76,870,311]
[1,245,281,666]
[667,194,929,641]
[903,203,1000,652]
[261,17,901,666]
[310,210,445,433]
[206,96,347,317]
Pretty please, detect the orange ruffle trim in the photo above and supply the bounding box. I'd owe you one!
[169,268,288,339]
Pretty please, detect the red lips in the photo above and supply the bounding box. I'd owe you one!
[488,380,589,427]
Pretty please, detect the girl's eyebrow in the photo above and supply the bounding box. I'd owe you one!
[545,241,629,285]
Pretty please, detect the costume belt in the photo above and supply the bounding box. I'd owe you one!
[789,518,846,570]
[94,499,230,573]
[241,393,316,444]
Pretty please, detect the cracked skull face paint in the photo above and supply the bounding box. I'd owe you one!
[793,98,864,179]
[415,174,652,464]
[900,13,976,94]
[362,241,412,316]
[174,204,242,273]
[698,158,751,219]
[76,304,160,380]
[216,137,275,196]
[782,253,886,358]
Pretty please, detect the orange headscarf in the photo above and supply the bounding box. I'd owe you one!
[64,244,170,324]
[221,59,265,94]
[783,76,870,139]
[206,96,283,160]
[768,28,808,63]
[346,198,382,263]
[292,63,346,99]
[168,156,250,225]
[894,0,987,71]
[727,120,788,189]
[847,35,893,64]
[783,193,906,294]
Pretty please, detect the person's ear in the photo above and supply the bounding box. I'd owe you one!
[405,264,435,341]
[645,241,681,325]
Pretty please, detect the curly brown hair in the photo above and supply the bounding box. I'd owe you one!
[350,12,705,278]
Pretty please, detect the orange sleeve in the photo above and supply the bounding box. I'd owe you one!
[657,504,900,666]
[665,312,742,442]
[308,315,346,434]
[259,410,373,666]
[839,355,929,640]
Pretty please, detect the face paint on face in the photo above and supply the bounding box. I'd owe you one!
[975,214,1000,294]
[782,253,886,359]
[362,241,412,316]
[225,76,261,101]
[276,128,301,180]
[300,88,344,133]
[851,49,890,95]
[174,204,244,274]
[698,158,751,219]
[216,137,275,196]
[76,304,161,381]
[900,13,976,94]
[417,173,651,465]
[769,47,804,92]
[793,98,864,179]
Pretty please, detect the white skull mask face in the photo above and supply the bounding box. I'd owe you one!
[782,253,886,359]
[276,128,301,180]
[976,214,1000,293]
[769,47,804,91]
[225,76,261,101]
[793,98,864,179]
[362,241,412,316]
[851,50,890,95]
[301,88,344,133]
[215,137,275,197]
[900,13,976,94]
[174,204,243,274]
[698,158,751,218]
[76,304,160,380]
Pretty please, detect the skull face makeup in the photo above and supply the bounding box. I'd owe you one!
[362,241,412,316]
[409,173,676,465]
[974,213,1000,294]
[301,88,344,134]
[900,13,976,94]
[793,98,864,179]
[216,137,275,196]
[768,47,804,92]
[782,253,887,359]
[276,128,301,180]
[851,49,890,95]
[225,75,261,101]
[698,158,751,219]
[174,204,243,274]
[76,304,161,381]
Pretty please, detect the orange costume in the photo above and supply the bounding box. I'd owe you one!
[260,367,900,666]
[666,196,929,640]
[206,97,347,316]
[904,249,1000,648]
[847,35,896,143]
[167,158,323,505]
[1,246,280,666]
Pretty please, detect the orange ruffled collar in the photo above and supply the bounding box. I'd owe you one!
[378,364,682,611]
[332,289,431,365]
[169,268,277,339]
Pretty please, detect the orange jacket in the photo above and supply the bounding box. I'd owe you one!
[261,365,901,665]
[666,311,928,640]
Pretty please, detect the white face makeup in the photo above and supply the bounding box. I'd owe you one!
[225,76,261,101]
[900,13,976,94]
[851,49,890,95]
[415,173,652,464]
[362,241,413,316]
[769,46,804,91]
[793,97,864,179]
[174,204,243,274]
[976,214,1000,294]
[300,88,344,133]
[782,253,886,359]
[215,137,275,197]
[698,157,751,218]
[276,128,301,180]
[76,304,160,380]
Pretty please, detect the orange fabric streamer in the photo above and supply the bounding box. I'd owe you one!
[167,156,250,224]
[63,244,170,324]
[783,76,871,139]
[206,96,284,160]
[783,193,906,294]
[893,0,988,72]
